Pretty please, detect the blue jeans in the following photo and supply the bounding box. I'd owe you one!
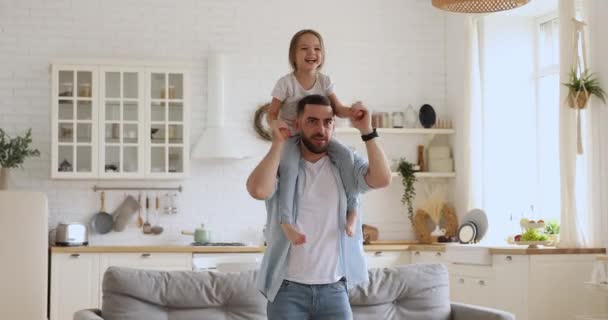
[267,278,353,320]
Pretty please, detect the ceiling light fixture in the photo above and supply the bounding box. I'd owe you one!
[432,0,530,13]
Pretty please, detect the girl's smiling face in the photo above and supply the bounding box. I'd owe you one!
[294,33,323,72]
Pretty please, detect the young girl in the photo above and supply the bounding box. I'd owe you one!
[268,29,361,245]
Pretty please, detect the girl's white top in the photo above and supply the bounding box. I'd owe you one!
[271,72,335,128]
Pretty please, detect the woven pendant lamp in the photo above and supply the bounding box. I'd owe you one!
[432,0,530,13]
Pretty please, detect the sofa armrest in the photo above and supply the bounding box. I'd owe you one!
[74,308,104,320]
[451,302,515,320]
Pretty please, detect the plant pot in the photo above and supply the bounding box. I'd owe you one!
[549,234,559,246]
[0,168,8,190]
[568,91,590,109]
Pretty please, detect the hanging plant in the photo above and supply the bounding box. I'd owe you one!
[397,158,417,225]
[563,68,607,109]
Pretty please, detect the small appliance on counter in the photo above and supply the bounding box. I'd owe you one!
[54,223,88,246]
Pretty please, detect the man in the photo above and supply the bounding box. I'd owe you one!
[246,94,392,319]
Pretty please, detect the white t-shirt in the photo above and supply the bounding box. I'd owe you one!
[271,73,335,127]
[286,156,343,284]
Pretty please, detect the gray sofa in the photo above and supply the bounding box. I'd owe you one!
[74,263,514,320]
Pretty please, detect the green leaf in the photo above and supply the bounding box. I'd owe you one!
[0,128,40,168]
[397,158,417,225]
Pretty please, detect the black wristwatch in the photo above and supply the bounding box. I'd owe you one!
[361,128,379,141]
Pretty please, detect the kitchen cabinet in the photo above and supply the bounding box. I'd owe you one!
[51,63,190,179]
[527,255,608,320]
[490,254,607,320]
[449,264,495,308]
[364,250,410,268]
[51,66,99,178]
[49,253,100,320]
[50,251,191,320]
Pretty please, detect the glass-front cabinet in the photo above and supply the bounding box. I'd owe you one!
[148,70,186,177]
[51,63,189,179]
[52,66,98,178]
[100,68,144,178]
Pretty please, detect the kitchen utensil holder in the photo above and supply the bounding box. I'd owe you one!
[93,185,183,193]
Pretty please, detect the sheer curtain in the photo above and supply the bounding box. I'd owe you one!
[463,16,484,213]
[558,0,586,247]
[583,0,608,248]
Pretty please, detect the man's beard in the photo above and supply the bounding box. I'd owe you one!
[301,133,329,154]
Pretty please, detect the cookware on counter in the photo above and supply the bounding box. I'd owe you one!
[181,224,211,244]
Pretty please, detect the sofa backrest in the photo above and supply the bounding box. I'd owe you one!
[350,264,451,320]
[101,263,451,320]
[102,267,267,320]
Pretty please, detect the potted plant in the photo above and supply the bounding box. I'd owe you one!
[0,128,40,189]
[397,158,417,225]
[544,220,560,245]
[563,69,607,109]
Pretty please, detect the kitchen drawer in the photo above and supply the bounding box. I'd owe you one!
[100,252,192,271]
[365,251,409,269]
[450,263,494,278]
[193,253,263,272]
[410,250,446,264]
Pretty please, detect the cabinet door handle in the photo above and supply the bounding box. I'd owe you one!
[478,280,486,286]
[141,253,151,258]
[70,253,80,258]
[506,256,513,262]
[374,251,383,257]
[414,251,420,256]
[435,252,442,257]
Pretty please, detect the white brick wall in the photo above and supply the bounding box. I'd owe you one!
[0,0,449,244]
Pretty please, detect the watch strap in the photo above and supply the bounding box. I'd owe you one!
[361,128,379,141]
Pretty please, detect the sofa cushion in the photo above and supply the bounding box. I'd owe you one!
[349,264,451,320]
[101,267,267,320]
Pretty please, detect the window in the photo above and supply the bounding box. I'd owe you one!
[535,16,561,226]
[478,14,560,243]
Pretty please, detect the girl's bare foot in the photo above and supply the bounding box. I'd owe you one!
[345,212,357,237]
[345,221,355,237]
[281,223,306,245]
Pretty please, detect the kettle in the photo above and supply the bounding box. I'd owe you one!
[181,224,211,244]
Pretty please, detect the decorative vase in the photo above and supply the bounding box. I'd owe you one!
[0,168,8,190]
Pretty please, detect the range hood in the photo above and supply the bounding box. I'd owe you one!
[192,54,252,159]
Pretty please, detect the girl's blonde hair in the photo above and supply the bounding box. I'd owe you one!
[288,29,325,71]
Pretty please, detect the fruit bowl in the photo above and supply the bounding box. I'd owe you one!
[514,240,552,248]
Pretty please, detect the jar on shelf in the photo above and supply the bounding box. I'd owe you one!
[79,83,91,97]
[381,112,390,128]
[404,104,418,128]
[391,111,404,128]
[59,82,73,97]
[371,113,381,128]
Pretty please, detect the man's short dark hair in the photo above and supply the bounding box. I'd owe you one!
[297,94,334,116]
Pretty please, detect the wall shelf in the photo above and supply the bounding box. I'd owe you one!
[391,172,456,179]
[335,127,455,135]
